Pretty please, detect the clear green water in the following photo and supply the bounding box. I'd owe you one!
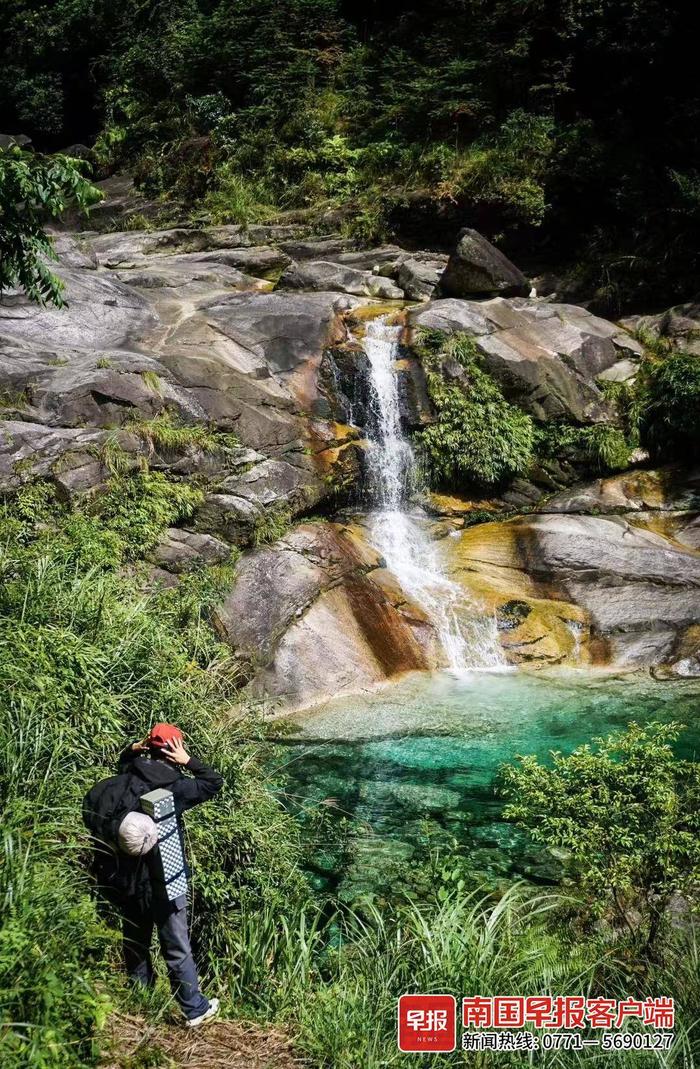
[270,670,700,901]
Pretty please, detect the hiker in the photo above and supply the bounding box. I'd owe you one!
[84,723,223,1028]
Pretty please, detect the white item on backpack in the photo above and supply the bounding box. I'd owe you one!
[118,811,159,857]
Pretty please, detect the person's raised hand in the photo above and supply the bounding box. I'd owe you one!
[131,735,149,753]
[163,738,191,766]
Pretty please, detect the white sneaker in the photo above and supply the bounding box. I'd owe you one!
[185,997,220,1029]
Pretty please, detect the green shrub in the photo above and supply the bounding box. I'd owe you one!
[202,165,276,226]
[640,351,700,461]
[500,722,700,952]
[533,421,632,474]
[252,507,292,546]
[0,147,102,306]
[96,470,203,559]
[415,331,534,489]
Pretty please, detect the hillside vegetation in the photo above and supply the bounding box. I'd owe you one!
[1,0,698,311]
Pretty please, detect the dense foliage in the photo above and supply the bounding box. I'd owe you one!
[0,146,101,304]
[416,331,535,489]
[638,352,700,463]
[1,1,698,310]
[413,326,700,494]
[501,722,700,953]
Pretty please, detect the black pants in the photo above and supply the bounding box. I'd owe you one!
[121,896,209,1020]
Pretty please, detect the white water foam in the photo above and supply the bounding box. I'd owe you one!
[361,316,504,671]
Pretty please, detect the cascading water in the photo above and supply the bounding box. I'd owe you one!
[361,316,504,671]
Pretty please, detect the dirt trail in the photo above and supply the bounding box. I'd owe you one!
[101,1011,306,1069]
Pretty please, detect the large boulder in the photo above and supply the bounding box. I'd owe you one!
[410,297,640,422]
[214,521,441,709]
[445,512,700,668]
[397,258,444,301]
[439,229,528,298]
[541,467,700,514]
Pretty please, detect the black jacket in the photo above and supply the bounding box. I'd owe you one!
[114,745,224,907]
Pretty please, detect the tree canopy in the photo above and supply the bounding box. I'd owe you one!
[0,1,697,309]
[0,146,101,304]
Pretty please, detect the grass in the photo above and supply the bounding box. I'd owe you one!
[213,885,700,1068]
[124,412,240,455]
[252,507,292,546]
[140,370,163,396]
[0,482,305,1068]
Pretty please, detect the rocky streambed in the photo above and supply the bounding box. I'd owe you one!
[1,188,699,712]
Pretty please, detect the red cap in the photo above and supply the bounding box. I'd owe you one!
[148,722,183,749]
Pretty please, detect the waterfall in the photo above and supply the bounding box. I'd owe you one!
[361,316,504,671]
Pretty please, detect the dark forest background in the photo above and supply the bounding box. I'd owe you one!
[1,0,698,311]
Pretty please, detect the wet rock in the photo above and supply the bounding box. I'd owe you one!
[214,521,440,708]
[439,228,528,298]
[278,260,403,300]
[395,357,432,429]
[199,290,355,375]
[446,512,700,667]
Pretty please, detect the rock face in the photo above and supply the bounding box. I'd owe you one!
[627,302,700,355]
[278,260,404,300]
[0,228,368,506]
[2,204,699,707]
[214,521,441,709]
[439,229,529,298]
[410,297,640,422]
[444,506,700,671]
[541,467,700,514]
[397,258,444,301]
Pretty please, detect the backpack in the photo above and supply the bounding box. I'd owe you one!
[82,772,152,848]
[82,773,153,904]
